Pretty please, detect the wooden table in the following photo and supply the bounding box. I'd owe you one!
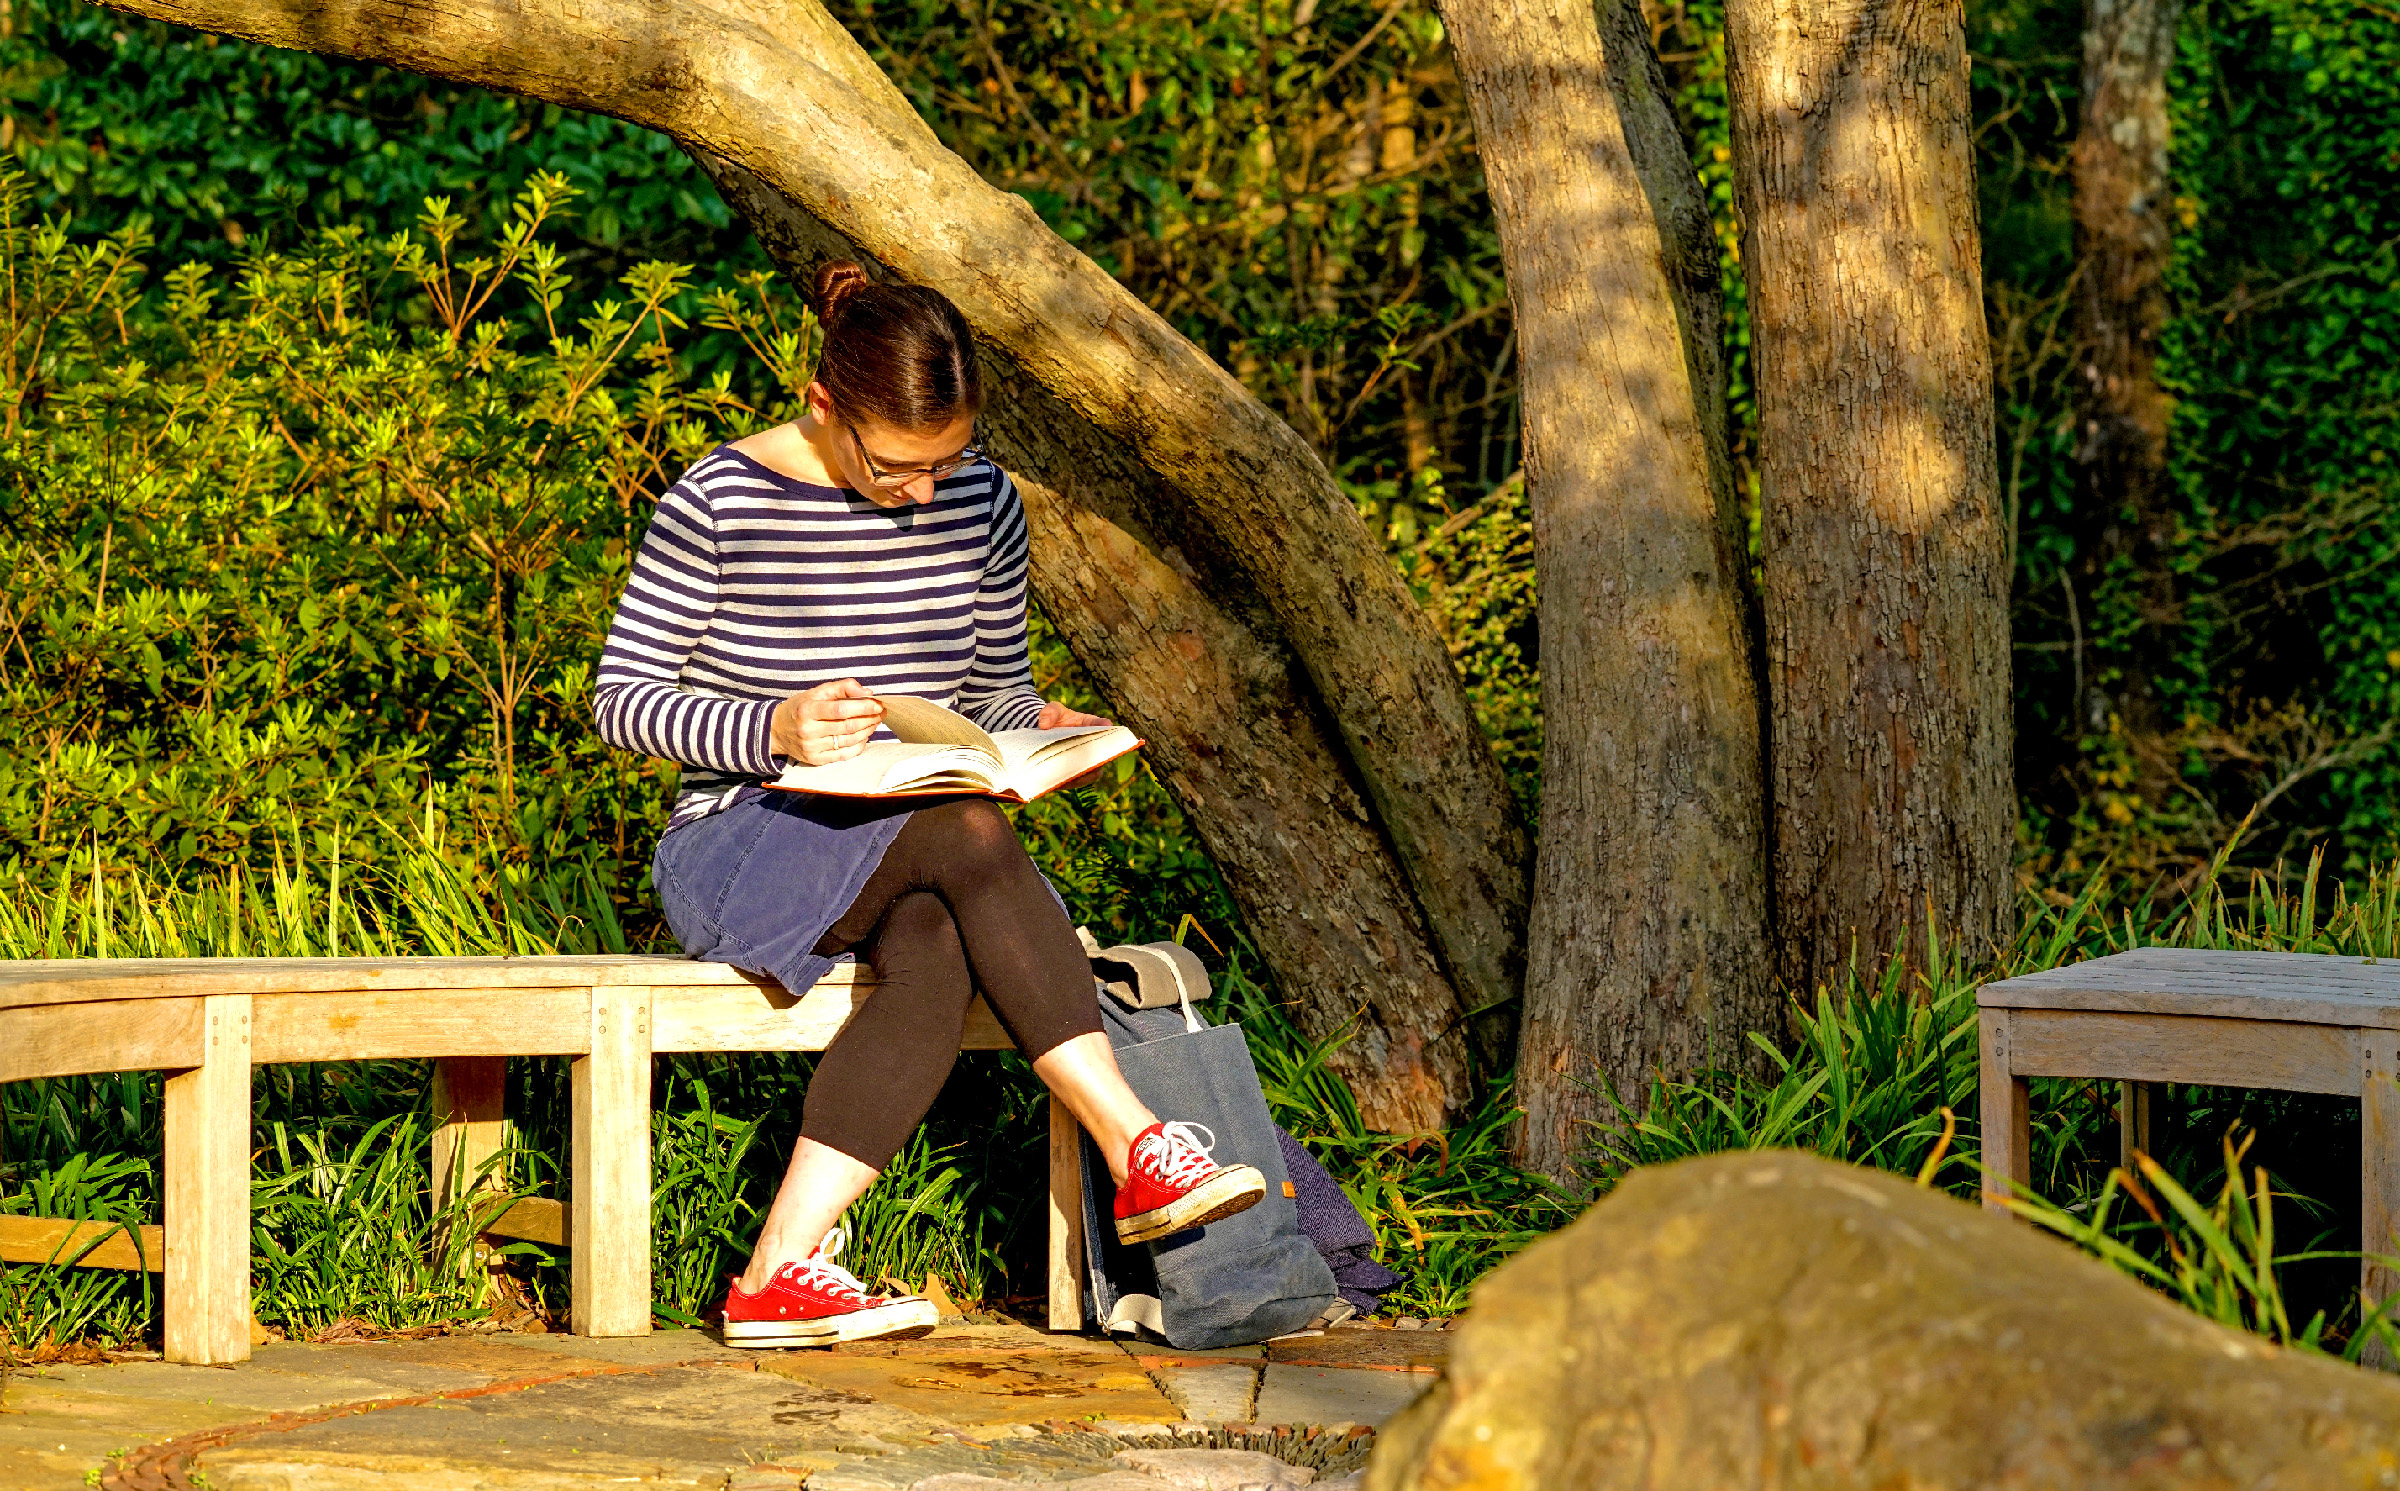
[1979,947,2400,1316]
[0,956,1090,1363]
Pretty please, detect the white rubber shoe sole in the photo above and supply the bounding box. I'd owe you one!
[722,1296,938,1348]
[1115,1164,1269,1245]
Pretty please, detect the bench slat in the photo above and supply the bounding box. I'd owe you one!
[2007,1010,2361,1095]
[252,988,600,1063]
[0,1215,165,1271]
[0,955,858,1010]
[652,981,1009,1053]
[1980,947,2400,1027]
[0,996,204,1082]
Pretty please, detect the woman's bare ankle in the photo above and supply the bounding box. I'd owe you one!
[737,1228,827,1293]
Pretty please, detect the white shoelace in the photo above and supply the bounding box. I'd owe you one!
[1144,1121,1222,1188]
[777,1225,868,1302]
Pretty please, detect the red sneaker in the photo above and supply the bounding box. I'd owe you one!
[718,1227,937,1347]
[1113,1121,1268,1245]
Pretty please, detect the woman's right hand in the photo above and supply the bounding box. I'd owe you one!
[773,679,885,765]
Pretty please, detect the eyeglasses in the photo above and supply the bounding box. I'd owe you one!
[847,423,983,490]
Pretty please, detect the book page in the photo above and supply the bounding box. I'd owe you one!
[990,726,1142,799]
[874,694,1003,759]
[769,741,1001,797]
[988,725,1120,772]
[877,747,1006,793]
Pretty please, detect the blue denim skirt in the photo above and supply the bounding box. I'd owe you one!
[650,790,917,995]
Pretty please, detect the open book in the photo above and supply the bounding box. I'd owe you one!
[764,693,1142,803]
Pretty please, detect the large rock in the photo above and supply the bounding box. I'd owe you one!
[1369,1151,2400,1489]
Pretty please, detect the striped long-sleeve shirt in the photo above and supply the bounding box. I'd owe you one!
[593,445,1049,827]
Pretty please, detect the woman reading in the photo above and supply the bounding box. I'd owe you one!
[593,263,1264,1347]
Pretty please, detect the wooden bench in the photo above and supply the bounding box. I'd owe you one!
[1979,947,2400,1317]
[0,956,1091,1363]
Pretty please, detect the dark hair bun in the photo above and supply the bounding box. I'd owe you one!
[814,260,871,325]
[806,262,983,432]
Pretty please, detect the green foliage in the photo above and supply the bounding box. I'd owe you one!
[2157,0,2400,848]
[1997,0,2400,879]
[0,0,751,278]
[0,167,699,893]
[2011,1133,2400,1363]
[1593,961,1980,1189]
[250,1110,494,1336]
[1380,471,1538,802]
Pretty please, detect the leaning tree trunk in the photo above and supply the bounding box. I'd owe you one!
[2072,0,2183,733]
[101,0,1532,1131]
[1726,0,2015,996]
[1437,0,1774,1178]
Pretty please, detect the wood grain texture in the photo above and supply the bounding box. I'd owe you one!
[2008,1010,2359,1095]
[84,0,1534,1131]
[254,988,594,1062]
[1978,1009,2029,1212]
[1436,0,1773,1175]
[1982,948,2400,1027]
[570,985,652,1338]
[2120,1080,2154,1173]
[1728,0,2015,997]
[2368,1031,2400,1369]
[431,1056,510,1213]
[0,997,203,1081]
[1048,1095,1085,1332]
[163,993,251,1365]
[650,977,1009,1053]
[0,1215,165,1271]
[0,955,850,1009]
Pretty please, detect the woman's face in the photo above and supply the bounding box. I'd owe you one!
[827,403,979,509]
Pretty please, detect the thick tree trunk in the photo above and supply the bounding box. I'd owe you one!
[1726,0,2015,995]
[2073,0,2182,730]
[1437,0,1774,1178]
[105,0,1531,1130]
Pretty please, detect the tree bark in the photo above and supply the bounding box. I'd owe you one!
[2073,0,2182,731]
[1437,0,1774,1178]
[1726,0,2015,995]
[104,0,1532,1130]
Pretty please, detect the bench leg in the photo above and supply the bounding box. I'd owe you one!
[1048,1095,1085,1332]
[572,987,652,1337]
[1979,1008,2029,1212]
[164,993,252,1365]
[431,1057,509,1212]
[2118,1080,2154,1173]
[2364,1032,2400,1369]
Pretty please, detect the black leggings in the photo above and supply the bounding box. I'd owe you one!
[798,798,1102,1169]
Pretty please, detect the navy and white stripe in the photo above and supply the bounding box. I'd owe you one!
[593,446,1048,826]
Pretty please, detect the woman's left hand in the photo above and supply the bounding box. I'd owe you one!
[1038,702,1112,730]
[1039,701,1115,790]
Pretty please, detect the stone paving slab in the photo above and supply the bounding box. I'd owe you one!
[492,1328,750,1369]
[194,1363,885,1489]
[1252,1365,1430,1429]
[2,1350,503,1491]
[1150,1366,1255,1423]
[757,1336,1175,1427]
[0,1323,1417,1491]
